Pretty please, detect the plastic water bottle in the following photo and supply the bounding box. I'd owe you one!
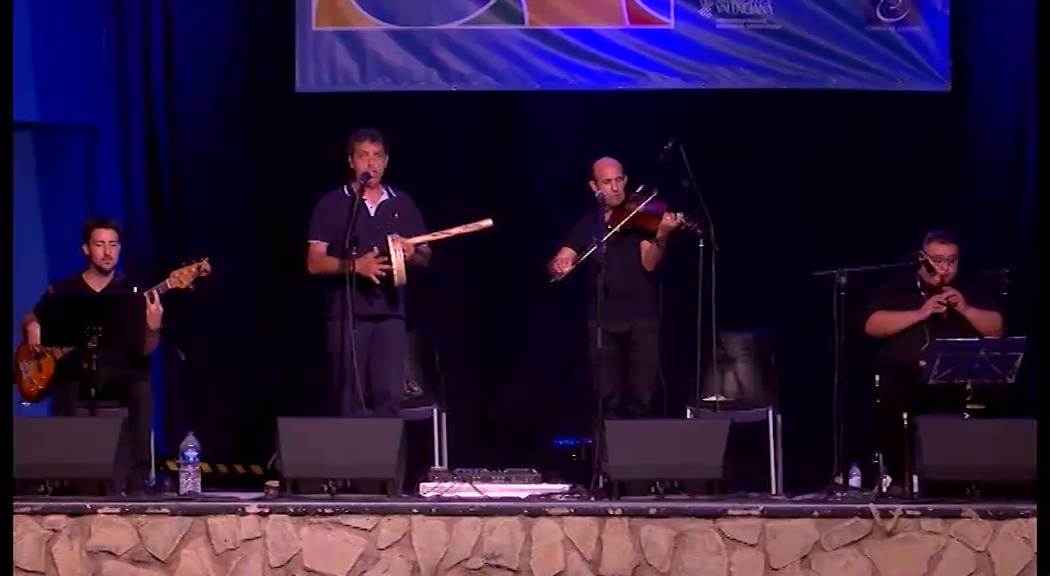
[847,463,862,489]
[178,431,202,495]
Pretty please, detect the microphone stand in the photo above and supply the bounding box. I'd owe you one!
[811,259,914,494]
[670,141,720,412]
[592,200,607,495]
[554,186,656,495]
[84,325,102,416]
[342,182,365,420]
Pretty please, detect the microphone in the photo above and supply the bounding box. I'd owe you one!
[345,172,372,198]
[916,253,949,316]
[658,137,677,161]
[917,253,937,276]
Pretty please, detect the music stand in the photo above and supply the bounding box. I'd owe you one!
[923,337,1026,386]
[35,292,146,410]
[916,337,1030,498]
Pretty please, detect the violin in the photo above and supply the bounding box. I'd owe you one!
[607,194,703,238]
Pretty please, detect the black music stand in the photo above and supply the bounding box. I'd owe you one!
[36,292,146,411]
[916,337,1029,497]
[921,336,1026,421]
[923,336,1026,386]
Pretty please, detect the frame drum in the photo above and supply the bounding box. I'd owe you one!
[382,218,494,287]
[386,235,408,287]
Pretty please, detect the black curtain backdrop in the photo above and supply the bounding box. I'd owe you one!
[106,0,1039,493]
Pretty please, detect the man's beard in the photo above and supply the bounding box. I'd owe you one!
[91,261,115,274]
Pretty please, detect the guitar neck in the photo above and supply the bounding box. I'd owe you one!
[144,280,171,299]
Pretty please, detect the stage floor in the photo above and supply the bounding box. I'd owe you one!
[11,493,1039,519]
[12,494,1037,576]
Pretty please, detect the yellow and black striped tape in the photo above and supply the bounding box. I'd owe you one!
[164,461,266,475]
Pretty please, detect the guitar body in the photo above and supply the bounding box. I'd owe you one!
[13,343,69,404]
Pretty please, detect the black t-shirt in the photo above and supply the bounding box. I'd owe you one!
[34,272,151,376]
[563,211,659,324]
[863,270,1001,372]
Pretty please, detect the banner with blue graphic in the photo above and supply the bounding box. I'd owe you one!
[295,0,950,91]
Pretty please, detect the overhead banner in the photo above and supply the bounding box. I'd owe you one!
[296,0,950,91]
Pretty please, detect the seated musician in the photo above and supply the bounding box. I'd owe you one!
[862,228,1003,490]
[20,216,163,495]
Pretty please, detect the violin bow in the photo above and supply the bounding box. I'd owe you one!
[551,186,659,283]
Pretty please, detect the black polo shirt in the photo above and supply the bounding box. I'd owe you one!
[563,211,659,325]
[863,270,1001,372]
[34,272,151,376]
[307,185,428,320]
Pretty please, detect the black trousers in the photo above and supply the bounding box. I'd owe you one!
[327,317,407,417]
[50,367,153,493]
[588,318,661,422]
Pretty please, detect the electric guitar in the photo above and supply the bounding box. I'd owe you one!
[13,260,213,404]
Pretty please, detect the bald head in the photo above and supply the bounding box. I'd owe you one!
[592,157,622,178]
[589,157,627,207]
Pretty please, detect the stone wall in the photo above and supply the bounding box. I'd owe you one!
[13,513,1036,576]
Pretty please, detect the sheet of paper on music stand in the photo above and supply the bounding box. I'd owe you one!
[923,337,1026,385]
[36,292,146,349]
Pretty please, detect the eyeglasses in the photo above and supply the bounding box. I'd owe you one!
[924,254,958,266]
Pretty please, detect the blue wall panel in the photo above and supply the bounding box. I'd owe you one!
[12,0,106,125]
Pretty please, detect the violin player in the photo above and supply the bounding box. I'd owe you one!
[549,157,684,429]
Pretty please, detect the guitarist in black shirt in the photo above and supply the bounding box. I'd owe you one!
[20,217,164,495]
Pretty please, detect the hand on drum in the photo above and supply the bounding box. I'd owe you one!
[355,248,392,284]
[389,234,415,260]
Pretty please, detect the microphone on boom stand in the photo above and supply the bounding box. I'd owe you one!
[657,137,677,162]
[916,253,950,316]
[917,253,942,286]
[659,136,721,428]
[340,170,372,425]
[918,256,937,277]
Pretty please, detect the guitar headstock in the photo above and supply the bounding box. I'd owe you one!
[168,259,213,290]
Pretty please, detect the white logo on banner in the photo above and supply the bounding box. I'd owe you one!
[865,0,924,31]
[698,0,781,29]
[874,0,911,23]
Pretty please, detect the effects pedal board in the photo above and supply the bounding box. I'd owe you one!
[426,468,544,484]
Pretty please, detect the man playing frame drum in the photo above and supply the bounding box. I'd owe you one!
[306,128,431,418]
